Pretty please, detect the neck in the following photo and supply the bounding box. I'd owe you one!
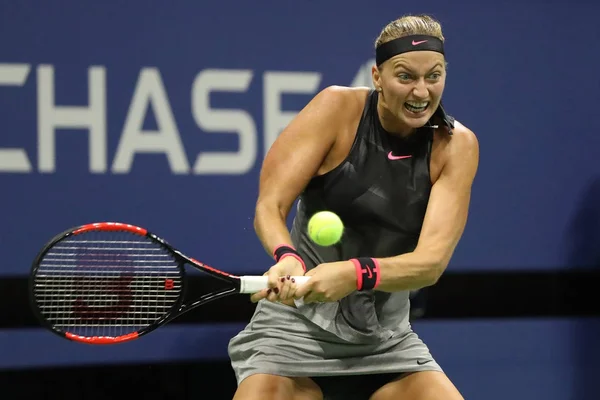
[376,94,416,138]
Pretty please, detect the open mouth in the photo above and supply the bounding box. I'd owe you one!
[404,101,429,114]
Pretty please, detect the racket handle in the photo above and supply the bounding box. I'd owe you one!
[239,275,310,294]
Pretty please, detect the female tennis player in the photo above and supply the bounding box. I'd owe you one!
[228,14,478,400]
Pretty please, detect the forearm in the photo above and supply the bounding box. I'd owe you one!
[374,251,445,292]
[254,200,294,255]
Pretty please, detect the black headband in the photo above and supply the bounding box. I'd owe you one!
[376,35,445,66]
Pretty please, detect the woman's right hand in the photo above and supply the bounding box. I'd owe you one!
[250,256,305,305]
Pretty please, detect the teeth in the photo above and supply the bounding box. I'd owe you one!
[404,101,429,113]
[406,101,429,108]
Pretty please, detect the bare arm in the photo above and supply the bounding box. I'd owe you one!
[375,124,480,292]
[254,86,352,258]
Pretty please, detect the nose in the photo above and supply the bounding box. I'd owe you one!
[412,78,429,99]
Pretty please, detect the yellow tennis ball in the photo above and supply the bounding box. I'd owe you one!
[308,211,344,246]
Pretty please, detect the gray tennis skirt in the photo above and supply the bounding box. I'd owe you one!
[228,293,442,384]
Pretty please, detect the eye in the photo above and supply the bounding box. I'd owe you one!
[397,73,412,81]
[428,72,442,81]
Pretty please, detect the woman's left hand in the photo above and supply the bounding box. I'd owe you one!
[294,260,357,304]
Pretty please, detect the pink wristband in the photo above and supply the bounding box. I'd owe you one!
[350,257,380,291]
[273,244,306,272]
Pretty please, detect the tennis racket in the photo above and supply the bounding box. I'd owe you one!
[29,222,308,345]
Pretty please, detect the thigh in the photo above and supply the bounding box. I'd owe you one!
[233,373,323,400]
[369,371,464,400]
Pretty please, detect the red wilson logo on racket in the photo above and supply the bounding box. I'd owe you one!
[72,273,134,322]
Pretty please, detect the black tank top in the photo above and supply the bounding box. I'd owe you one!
[289,89,454,342]
[291,89,454,269]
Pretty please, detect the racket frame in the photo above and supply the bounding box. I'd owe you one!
[29,222,244,344]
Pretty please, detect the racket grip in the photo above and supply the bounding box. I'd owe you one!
[239,275,309,294]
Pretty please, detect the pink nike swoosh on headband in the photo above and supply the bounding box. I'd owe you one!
[412,40,428,45]
[387,152,412,160]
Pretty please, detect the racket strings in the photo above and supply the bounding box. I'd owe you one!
[33,230,182,338]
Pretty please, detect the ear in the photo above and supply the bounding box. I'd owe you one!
[371,65,382,92]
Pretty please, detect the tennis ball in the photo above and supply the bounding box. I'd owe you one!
[308,211,344,246]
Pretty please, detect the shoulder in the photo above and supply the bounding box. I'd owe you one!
[267,86,370,154]
[309,85,370,117]
[447,120,479,160]
[434,119,478,155]
[432,119,479,182]
[439,120,478,151]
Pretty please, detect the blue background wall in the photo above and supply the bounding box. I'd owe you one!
[1,1,599,399]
